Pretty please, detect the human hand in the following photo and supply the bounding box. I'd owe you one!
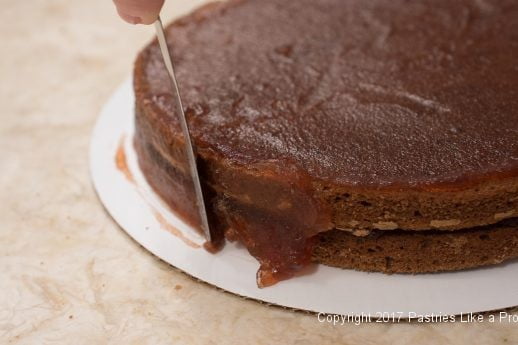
[113,0,165,25]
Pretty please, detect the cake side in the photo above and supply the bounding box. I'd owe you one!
[134,97,518,233]
[134,117,518,279]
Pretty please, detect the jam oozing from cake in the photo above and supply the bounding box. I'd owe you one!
[219,199,324,287]
[209,162,333,287]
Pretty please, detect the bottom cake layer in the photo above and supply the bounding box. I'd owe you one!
[313,218,518,273]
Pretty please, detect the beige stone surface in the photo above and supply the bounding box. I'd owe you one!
[0,1,517,344]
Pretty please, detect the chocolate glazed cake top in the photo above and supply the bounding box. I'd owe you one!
[140,0,518,188]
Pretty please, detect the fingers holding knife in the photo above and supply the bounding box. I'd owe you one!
[113,0,165,25]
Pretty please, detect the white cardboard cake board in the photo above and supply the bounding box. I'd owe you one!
[90,79,518,317]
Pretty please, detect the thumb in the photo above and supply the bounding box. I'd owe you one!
[113,0,165,25]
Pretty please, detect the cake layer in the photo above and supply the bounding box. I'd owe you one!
[135,106,518,233]
[134,0,518,233]
[135,0,518,188]
[314,218,518,274]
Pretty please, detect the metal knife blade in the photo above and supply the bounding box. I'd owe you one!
[154,17,213,242]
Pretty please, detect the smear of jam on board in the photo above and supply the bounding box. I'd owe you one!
[115,135,135,183]
[116,135,202,249]
[153,210,202,249]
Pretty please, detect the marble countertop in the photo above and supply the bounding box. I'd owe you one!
[1,1,516,344]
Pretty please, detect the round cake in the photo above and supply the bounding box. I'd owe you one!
[133,0,518,286]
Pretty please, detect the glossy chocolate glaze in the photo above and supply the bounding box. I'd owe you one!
[141,0,518,188]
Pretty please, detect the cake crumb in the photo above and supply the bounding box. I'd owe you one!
[494,210,515,220]
[352,229,371,237]
[373,221,398,230]
[430,219,461,228]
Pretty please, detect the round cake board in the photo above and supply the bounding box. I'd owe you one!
[90,79,518,317]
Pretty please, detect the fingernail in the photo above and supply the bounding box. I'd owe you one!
[119,12,142,25]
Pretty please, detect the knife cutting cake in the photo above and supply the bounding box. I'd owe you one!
[133,0,518,287]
